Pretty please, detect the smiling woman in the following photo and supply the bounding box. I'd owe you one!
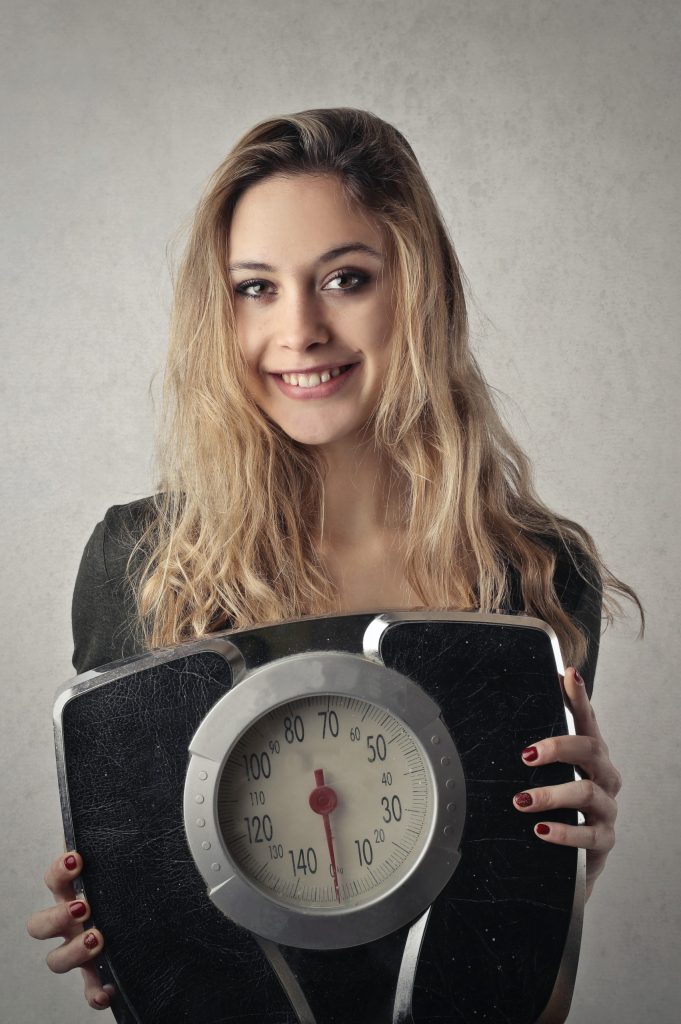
[228,174,394,448]
[27,107,642,1014]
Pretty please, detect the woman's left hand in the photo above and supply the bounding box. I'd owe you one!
[513,666,622,899]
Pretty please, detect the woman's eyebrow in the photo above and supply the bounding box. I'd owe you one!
[228,242,385,273]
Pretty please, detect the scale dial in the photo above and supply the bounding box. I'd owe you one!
[185,651,465,949]
[218,694,432,910]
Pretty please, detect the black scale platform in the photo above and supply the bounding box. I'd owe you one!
[54,613,581,1024]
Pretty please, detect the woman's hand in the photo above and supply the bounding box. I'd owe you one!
[26,851,115,1010]
[512,667,622,899]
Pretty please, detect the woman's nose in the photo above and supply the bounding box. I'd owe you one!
[275,291,331,352]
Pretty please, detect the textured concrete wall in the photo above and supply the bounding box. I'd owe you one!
[2,1,679,1021]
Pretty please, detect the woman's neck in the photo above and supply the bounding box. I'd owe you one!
[315,438,403,547]
[311,438,423,614]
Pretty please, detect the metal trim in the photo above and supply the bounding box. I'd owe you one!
[184,650,465,949]
[53,636,246,720]
[392,906,432,1024]
[255,937,318,1024]
[535,848,585,1024]
[362,610,565,673]
[533,695,585,1023]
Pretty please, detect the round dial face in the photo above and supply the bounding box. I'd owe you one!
[217,694,434,910]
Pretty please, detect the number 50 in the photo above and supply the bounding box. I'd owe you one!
[366,734,387,762]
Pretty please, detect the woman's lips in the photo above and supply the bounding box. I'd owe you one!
[270,362,359,399]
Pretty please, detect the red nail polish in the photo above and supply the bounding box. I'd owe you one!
[521,746,538,762]
[536,823,551,836]
[83,932,98,950]
[63,855,78,871]
[514,791,533,808]
[68,900,87,919]
[573,669,584,685]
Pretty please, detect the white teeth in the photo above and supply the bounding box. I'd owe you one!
[281,366,347,387]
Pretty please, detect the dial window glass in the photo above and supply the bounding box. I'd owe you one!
[217,694,435,910]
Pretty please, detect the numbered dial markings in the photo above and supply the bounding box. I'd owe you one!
[217,695,433,910]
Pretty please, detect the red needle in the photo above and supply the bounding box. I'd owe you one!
[308,768,341,903]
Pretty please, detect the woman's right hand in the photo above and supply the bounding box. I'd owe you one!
[26,851,114,1011]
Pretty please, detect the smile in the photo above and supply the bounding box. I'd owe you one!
[281,365,352,388]
[271,363,358,399]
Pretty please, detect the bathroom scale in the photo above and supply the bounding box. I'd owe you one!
[54,611,583,1023]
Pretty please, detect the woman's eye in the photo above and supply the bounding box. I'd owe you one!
[234,269,369,300]
[324,269,369,291]
[235,279,270,299]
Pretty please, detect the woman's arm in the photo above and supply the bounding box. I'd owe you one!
[72,500,150,673]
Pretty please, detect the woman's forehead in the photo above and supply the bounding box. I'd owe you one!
[228,173,386,265]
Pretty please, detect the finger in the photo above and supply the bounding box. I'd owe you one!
[27,898,90,940]
[81,965,115,1010]
[531,819,616,853]
[521,733,599,770]
[520,734,612,787]
[563,667,604,741]
[513,779,617,825]
[44,852,82,902]
[46,928,104,975]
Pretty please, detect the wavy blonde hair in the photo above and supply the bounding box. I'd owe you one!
[134,107,642,668]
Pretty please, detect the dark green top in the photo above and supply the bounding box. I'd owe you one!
[71,497,603,695]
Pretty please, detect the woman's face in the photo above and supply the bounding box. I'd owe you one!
[228,172,394,449]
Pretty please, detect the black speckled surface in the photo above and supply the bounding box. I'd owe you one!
[382,622,576,1023]
[58,616,577,1023]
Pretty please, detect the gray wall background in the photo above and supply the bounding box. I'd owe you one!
[2,1,679,1021]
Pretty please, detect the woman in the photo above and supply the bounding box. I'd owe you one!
[27,107,640,1012]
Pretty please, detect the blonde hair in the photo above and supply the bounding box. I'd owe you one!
[134,107,642,668]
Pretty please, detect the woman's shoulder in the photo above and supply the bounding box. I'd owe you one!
[536,531,603,694]
[101,493,159,538]
[544,533,602,615]
[505,531,601,613]
[96,495,159,571]
[71,495,159,674]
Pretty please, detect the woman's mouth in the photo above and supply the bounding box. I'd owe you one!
[271,363,358,399]
[280,364,353,388]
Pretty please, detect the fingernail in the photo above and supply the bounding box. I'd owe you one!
[573,668,584,685]
[83,932,98,950]
[514,791,533,808]
[93,994,110,1008]
[63,855,78,871]
[535,823,551,836]
[521,746,538,762]
[68,900,87,919]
